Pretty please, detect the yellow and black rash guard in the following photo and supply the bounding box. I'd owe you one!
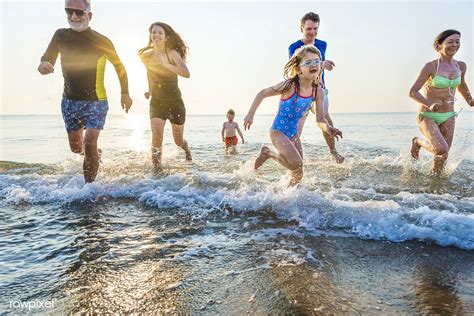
[41,28,129,101]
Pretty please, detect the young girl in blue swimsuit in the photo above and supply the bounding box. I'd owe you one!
[244,45,343,186]
[409,30,474,173]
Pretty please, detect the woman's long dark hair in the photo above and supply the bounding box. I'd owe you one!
[276,45,323,105]
[138,22,188,61]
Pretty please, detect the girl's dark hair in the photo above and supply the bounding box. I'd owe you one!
[276,45,323,105]
[433,29,461,50]
[138,22,188,61]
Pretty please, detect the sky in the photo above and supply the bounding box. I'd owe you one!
[0,0,473,115]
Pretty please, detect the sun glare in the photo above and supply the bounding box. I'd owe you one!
[126,114,148,151]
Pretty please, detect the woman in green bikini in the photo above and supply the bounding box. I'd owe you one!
[409,29,473,173]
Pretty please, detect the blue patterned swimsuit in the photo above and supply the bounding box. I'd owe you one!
[271,87,315,139]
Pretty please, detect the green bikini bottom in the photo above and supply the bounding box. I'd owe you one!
[420,111,457,125]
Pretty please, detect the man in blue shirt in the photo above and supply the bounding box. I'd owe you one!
[288,12,344,163]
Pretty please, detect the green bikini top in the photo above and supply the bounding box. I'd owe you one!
[429,58,461,89]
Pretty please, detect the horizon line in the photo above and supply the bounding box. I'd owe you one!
[0,112,422,116]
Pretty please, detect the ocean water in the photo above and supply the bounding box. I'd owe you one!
[1,112,473,314]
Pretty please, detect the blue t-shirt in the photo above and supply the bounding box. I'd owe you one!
[288,39,327,87]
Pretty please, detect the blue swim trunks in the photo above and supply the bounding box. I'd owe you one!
[61,97,109,133]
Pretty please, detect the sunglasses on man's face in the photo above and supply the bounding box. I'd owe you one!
[65,8,87,17]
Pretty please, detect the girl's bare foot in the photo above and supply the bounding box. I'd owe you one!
[411,137,421,160]
[331,151,344,163]
[185,149,192,161]
[255,146,271,169]
[288,167,303,187]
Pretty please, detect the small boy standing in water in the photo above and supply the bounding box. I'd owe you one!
[222,109,245,153]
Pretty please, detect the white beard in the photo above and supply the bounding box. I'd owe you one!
[68,20,89,32]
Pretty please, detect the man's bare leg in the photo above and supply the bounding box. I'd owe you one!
[83,128,101,183]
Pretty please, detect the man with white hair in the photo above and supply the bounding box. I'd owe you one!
[38,0,133,182]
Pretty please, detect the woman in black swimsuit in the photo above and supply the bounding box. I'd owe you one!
[139,22,191,171]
